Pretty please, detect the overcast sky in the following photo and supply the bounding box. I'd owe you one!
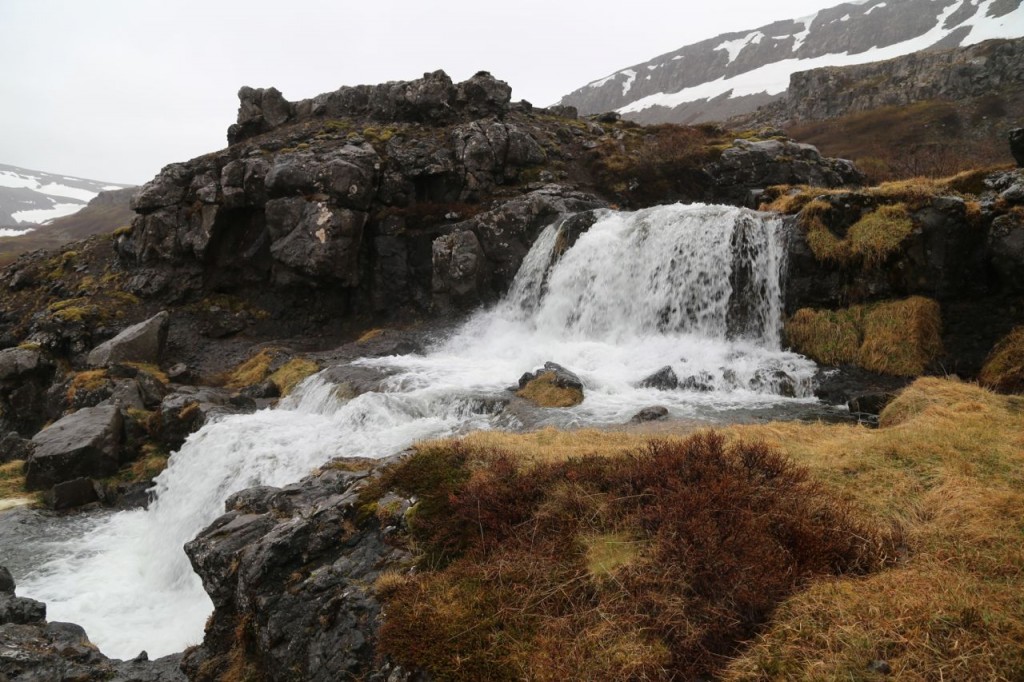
[0,0,839,185]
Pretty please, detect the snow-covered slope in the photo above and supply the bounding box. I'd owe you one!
[0,163,131,235]
[559,0,1024,124]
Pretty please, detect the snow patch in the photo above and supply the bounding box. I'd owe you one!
[37,183,96,202]
[791,15,816,52]
[715,31,765,63]
[621,0,1023,115]
[0,228,34,238]
[840,13,851,21]
[0,171,38,190]
[864,2,887,14]
[620,69,638,96]
[12,203,85,224]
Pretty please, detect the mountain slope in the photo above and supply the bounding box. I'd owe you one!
[559,0,1024,124]
[0,163,132,233]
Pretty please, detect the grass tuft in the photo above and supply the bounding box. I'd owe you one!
[223,350,274,390]
[267,358,318,396]
[978,326,1024,394]
[786,296,942,375]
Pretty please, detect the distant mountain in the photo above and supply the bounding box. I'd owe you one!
[559,0,1024,124]
[0,163,133,235]
[0,187,136,266]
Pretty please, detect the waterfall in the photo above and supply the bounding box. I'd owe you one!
[16,203,817,659]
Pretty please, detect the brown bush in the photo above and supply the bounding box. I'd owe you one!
[375,433,897,680]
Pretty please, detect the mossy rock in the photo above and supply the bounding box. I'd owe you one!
[516,371,584,408]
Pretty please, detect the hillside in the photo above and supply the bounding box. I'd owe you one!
[0,163,131,230]
[558,0,1023,124]
[0,188,135,266]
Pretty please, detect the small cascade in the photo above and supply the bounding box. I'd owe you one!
[17,202,819,659]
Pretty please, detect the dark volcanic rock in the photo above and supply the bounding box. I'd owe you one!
[707,139,862,206]
[87,310,169,367]
[639,365,679,390]
[182,460,413,682]
[1011,128,1024,167]
[630,405,669,423]
[0,348,56,438]
[229,70,512,145]
[25,405,123,490]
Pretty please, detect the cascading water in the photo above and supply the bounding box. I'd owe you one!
[15,203,820,659]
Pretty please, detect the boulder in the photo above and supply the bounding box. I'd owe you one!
[639,366,679,390]
[630,406,669,423]
[87,311,170,368]
[45,477,101,510]
[680,371,716,392]
[158,387,249,451]
[25,405,124,490]
[516,362,585,408]
[0,593,45,626]
[0,348,43,381]
[988,212,1024,292]
[319,364,398,401]
[0,567,13,594]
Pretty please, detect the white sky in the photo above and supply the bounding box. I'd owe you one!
[0,0,840,185]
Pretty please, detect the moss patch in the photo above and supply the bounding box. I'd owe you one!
[978,327,1024,394]
[797,201,915,266]
[786,296,942,376]
[516,371,584,407]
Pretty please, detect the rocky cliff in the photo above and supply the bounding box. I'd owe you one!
[752,36,1024,125]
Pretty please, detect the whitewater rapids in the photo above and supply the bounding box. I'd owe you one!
[18,203,819,658]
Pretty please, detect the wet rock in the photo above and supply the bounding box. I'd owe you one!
[680,371,716,392]
[44,477,101,510]
[0,618,185,681]
[0,568,13,595]
[320,364,398,401]
[25,405,124,490]
[639,366,679,390]
[0,594,45,626]
[813,367,911,407]
[751,368,797,397]
[847,392,897,416]
[158,387,247,451]
[630,406,669,423]
[87,311,170,368]
[182,463,411,682]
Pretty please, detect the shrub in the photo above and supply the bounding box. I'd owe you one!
[375,433,896,680]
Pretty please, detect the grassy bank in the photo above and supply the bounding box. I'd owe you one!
[369,377,1024,679]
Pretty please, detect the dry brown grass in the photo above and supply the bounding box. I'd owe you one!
[978,326,1024,394]
[372,434,895,680]
[65,369,111,403]
[267,358,318,396]
[720,377,1024,679]
[223,350,274,389]
[797,200,915,266]
[785,297,942,375]
[516,371,584,407]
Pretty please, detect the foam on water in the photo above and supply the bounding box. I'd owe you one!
[18,203,818,658]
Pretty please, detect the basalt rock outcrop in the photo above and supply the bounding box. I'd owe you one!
[181,458,415,682]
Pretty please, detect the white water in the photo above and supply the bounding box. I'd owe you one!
[18,203,818,659]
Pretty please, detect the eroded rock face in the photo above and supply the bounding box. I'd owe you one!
[182,460,414,682]
[0,348,55,438]
[707,139,863,206]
